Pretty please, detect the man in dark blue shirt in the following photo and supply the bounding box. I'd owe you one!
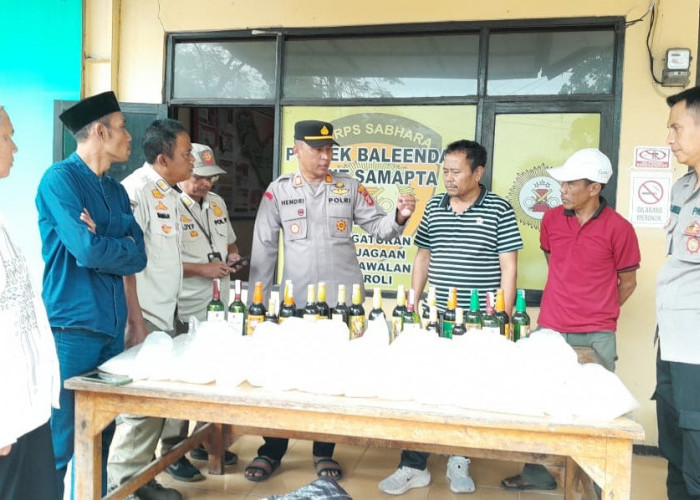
[35,91,147,498]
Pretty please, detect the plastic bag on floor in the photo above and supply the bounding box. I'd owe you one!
[262,478,351,499]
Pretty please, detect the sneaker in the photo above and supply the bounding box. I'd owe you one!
[446,456,475,493]
[165,456,204,482]
[189,445,238,465]
[134,479,182,500]
[378,466,431,495]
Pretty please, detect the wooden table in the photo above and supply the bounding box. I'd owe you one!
[67,369,644,500]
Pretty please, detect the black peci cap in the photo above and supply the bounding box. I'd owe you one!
[59,91,121,134]
[294,120,339,147]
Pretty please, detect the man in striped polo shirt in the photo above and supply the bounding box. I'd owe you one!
[379,139,523,495]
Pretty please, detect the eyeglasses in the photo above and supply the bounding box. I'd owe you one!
[193,175,219,184]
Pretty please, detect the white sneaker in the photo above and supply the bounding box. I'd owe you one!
[446,456,475,493]
[378,466,431,495]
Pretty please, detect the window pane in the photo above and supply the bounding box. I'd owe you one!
[284,34,478,99]
[173,41,276,100]
[488,31,614,95]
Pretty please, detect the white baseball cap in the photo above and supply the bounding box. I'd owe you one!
[547,148,613,184]
[192,143,226,177]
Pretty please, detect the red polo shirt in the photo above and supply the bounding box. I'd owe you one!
[538,199,640,333]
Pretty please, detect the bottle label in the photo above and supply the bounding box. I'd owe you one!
[504,323,510,341]
[482,326,500,336]
[207,310,226,322]
[349,316,366,339]
[391,317,403,339]
[227,312,245,335]
[246,315,264,335]
[442,320,454,339]
[465,321,481,331]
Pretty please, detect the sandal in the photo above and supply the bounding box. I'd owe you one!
[314,457,343,481]
[501,470,557,491]
[244,455,280,482]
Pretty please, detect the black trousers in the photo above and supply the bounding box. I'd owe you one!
[258,437,335,462]
[0,420,60,500]
[654,349,700,499]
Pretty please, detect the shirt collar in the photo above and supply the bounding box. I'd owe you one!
[144,162,174,195]
[563,196,608,220]
[439,184,486,209]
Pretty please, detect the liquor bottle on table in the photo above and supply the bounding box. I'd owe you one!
[402,288,421,331]
[246,281,266,335]
[303,284,319,321]
[441,287,458,338]
[316,281,331,319]
[452,307,466,336]
[421,286,437,329]
[481,291,500,335]
[264,297,278,323]
[426,304,440,336]
[494,288,511,340]
[512,289,531,342]
[391,284,407,341]
[465,288,483,332]
[348,283,366,339]
[368,287,386,321]
[331,284,349,324]
[227,279,246,335]
[278,281,296,324]
[206,278,226,322]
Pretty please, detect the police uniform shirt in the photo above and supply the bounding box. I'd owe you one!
[122,163,182,332]
[249,170,405,307]
[657,169,700,364]
[178,191,236,322]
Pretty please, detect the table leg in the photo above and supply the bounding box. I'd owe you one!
[73,392,105,500]
[600,439,634,500]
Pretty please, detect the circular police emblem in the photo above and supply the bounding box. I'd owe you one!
[687,236,700,254]
[290,223,300,234]
[336,220,347,231]
[508,164,561,230]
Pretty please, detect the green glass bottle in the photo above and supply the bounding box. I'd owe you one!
[426,304,440,336]
[316,282,331,319]
[331,283,350,325]
[391,284,407,341]
[278,281,297,324]
[512,289,530,342]
[494,289,511,340]
[452,307,466,336]
[481,291,500,335]
[246,281,266,335]
[368,287,386,321]
[465,288,482,331]
[402,288,421,331]
[227,279,246,335]
[421,286,436,329]
[206,278,226,322]
[348,284,366,339]
[303,283,319,320]
[441,287,457,338]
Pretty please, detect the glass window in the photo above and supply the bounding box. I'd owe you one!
[487,30,615,95]
[173,40,276,100]
[283,34,479,99]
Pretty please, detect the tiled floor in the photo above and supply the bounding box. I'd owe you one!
[152,435,668,499]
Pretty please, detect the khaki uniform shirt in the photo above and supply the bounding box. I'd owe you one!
[122,164,182,332]
[177,191,237,322]
[249,170,405,307]
[657,169,700,364]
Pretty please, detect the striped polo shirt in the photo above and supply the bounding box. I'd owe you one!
[414,186,523,311]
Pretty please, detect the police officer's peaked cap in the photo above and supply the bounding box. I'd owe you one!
[60,91,121,134]
[294,120,339,147]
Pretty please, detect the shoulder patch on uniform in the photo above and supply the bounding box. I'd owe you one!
[358,184,375,206]
[264,191,274,200]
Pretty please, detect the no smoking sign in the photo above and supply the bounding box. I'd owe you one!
[629,173,672,227]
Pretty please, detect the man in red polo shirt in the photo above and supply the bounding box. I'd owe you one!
[502,148,641,491]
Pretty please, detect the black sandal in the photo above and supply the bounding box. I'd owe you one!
[314,457,343,480]
[244,455,280,482]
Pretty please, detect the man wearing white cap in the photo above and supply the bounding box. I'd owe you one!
[501,148,641,492]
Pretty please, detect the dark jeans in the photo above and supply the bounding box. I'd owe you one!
[258,437,335,462]
[399,450,429,470]
[654,349,700,499]
[0,421,59,500]
[51,328,123,499]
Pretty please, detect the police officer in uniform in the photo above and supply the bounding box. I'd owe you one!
[245,119,416,482]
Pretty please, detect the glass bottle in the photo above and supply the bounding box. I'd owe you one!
[331,283,350,324]
[465,288,482,332]
[227,279,246,335]
[348,283,366,339]
[421,286,436,329]
[481,291,500,335]
[278,281,297,324]
[303,284,319,321]
[512,289,531,342]
[391,284,407,341]
[426,304,440,336]
[441,287,457,338]
[264,297,278,323]
[206,278,226,322]
[368,287,386,321]
[494,288,511,340]
[452,307,466,336]
[246,281,266,335]
[402,288,421,331]
[316,281,331,319]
